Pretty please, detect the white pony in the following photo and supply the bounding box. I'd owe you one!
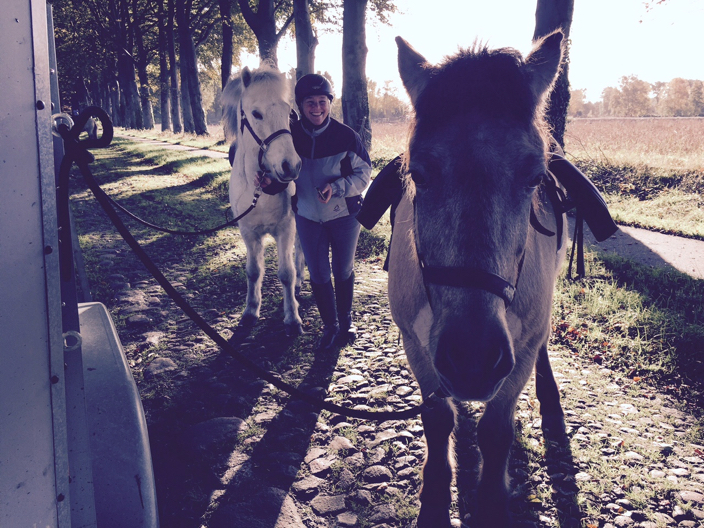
[222,64,304,336]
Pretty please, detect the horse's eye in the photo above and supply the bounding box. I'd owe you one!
[252,110,263,120]
[410,169,428,189]
[527,172,545,188]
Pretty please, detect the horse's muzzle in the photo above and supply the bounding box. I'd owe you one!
[277,159,301,182]
[433,319,515,402]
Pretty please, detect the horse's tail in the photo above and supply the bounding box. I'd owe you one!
[221,75,243,142]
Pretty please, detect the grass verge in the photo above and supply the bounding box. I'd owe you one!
[553,249,704,414]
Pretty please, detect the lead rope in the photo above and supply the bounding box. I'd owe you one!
[59,110,439,421]
[98,190,257,236]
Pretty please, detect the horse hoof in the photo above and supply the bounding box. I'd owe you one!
[416,509,451,528]
[285,322,304,337]
[541,413,568,443]
[229,324,253,345]
[240,313,258,328]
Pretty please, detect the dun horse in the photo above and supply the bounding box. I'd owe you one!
[222,64,304,336]
[389,32,567,527]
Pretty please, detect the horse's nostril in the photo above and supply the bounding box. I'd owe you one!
[282,160,300,181]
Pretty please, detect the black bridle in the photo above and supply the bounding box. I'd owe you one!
[419,255,522,308]
[239,101,294,174]
[416,173,567,308]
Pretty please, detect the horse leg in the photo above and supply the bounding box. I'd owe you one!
[474,344,539,528]
[417,397,456,528]
[240,232,264,328]
[294,234,305,295]
[535,340,566,440]
[274,227,303,336]
[474,393,518,528]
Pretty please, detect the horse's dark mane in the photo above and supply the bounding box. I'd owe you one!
[415,44,536,123]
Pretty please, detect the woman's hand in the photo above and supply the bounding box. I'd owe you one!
[316,183,332,203]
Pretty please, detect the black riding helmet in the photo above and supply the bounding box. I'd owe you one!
[295,74,334,108]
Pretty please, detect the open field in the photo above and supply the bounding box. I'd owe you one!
[563,118,704,240]
[564,118,704,171]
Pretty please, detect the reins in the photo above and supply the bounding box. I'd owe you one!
[59,108,438,421]
[66,105,260,236]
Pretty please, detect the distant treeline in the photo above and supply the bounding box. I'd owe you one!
[569,76,704,118]
[204,70,409,125]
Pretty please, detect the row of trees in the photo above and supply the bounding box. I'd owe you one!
[53,0,398,148]
[55,0,577,147]
[569,76,704,118]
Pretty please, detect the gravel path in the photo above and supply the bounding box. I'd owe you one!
[78,138,704,528]
[85,251,704,528]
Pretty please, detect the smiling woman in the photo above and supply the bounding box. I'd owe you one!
[290,73,372,351]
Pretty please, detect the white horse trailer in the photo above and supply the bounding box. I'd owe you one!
[0,1,158,526]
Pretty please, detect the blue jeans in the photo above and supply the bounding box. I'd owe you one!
[295,214,361,284]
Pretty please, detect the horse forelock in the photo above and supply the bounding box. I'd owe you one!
[245,65,289,103]
[221,65,289,141]
[414,46,537,127]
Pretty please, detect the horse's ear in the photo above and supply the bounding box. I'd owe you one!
[396,37,432,107]
[241,67,252,88]
[524,31,564,100]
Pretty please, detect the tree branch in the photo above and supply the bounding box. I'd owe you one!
[237,0,258,29]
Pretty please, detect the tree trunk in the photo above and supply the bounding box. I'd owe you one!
[237,0,294,67]
[134,9,155,129]
[108,78,122,127]
[293,0,316,80]
[534,0,574,148]
[159,0,172,131]
[219,0,233,90]
[180,67,195,133]
[341,0,371,151]
[117,52,143,129]
[167,0,182,133]
[176,0,208,135]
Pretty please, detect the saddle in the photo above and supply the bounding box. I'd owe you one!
[356,152,618,278]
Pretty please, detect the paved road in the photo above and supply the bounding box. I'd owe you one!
[584,223,704,280]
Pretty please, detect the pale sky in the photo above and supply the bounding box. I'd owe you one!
[243,0,704,103]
